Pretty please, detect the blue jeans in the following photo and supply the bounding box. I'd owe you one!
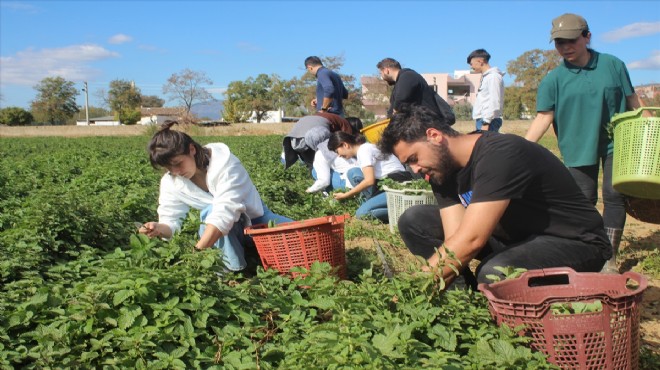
[199,202,292,271]
[347,167,388,222]
[476,118,502,132]
[311,168,348,192]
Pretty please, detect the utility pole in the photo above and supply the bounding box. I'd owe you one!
[82,81,90,125]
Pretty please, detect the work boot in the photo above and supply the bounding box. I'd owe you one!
[601,228,623,274]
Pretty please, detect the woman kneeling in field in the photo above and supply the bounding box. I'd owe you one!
[327,131,412,222]
[139,121,292,272]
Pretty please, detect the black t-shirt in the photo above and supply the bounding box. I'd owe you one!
[388,69,442,117]
[432,132,609,249]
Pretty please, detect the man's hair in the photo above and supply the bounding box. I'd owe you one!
[376,58,401,70]
[466,49,491,64]
[304,56,323,67]
[378,104,459,155]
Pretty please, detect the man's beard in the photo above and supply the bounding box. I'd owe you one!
[428,142,457,184]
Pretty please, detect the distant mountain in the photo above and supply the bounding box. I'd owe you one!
[191,99,224,120]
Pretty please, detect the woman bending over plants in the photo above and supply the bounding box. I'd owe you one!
[139,121,292,272]
[327,131,412,222]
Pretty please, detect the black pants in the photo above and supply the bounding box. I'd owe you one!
[567,154,625,230]
[398,205,608,286]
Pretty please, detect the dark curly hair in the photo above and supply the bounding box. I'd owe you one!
[377,104,458,156]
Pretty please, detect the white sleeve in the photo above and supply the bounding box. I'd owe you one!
[157,174,191,235]
[205,145,263,235]
[484,74,503,122]
[307,150,331,193]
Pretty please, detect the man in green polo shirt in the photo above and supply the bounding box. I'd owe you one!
[525,13,647,274]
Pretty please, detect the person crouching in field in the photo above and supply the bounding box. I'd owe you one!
[139,121,292,272]
[327,131,413,222]
[377,104,610,287]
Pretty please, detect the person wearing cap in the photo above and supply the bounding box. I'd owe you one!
[525,13,647,274]
[466,49,505,133]
[304,56,349,117]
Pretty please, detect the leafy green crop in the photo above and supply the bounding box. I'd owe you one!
[0,135,563,369]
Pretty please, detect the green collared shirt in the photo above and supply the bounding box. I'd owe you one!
[536,50,635,167]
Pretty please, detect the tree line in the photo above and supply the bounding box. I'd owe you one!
[1,50,657,126]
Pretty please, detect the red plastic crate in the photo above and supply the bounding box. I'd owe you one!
[244,214,349,279]
[478,267,648,370]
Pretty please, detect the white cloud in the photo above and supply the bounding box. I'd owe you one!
[236,42,261,52]
[1,1,41,13]
[207,87,227,95]
[628,50,660,70]
[138,44,167,53]
[602,22,660,42]
[108,33,133,45]
[0,44,119,86]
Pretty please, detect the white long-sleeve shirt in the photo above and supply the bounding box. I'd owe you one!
[307,142,358,193]
[157,143,264,236]
[472,67,505,123]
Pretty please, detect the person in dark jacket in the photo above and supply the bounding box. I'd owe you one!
[377,58,453,124]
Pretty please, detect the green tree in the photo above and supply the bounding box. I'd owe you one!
[30,76,80,125]
[140,95,165,108]
[503,86,525,120]
[0,106,33,126]
[221,99,250,123]
[452,102,473,121]
[162,69,213,116]
[108,79,142,125]
[506,49,561,115]
[224,74,280,123]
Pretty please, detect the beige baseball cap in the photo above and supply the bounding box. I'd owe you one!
[550,13,589,42]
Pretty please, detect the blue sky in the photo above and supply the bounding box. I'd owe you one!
[1,0,659,110]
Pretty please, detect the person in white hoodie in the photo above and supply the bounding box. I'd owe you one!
[138,121,292,272]
[467,49,505,132]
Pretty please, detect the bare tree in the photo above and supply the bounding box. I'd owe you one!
[162,69,213,115]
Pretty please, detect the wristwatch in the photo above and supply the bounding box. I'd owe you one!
[321,107,328,111]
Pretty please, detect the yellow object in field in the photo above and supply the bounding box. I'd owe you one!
[360,119,390,143]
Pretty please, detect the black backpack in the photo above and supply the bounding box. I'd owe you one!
[433,93,456,126]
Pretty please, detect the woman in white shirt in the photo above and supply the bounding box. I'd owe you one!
[327,131,412,221]
[138,121,291,272]
[306,139,359,193]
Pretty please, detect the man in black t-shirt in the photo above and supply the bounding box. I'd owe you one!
[377,58,453,124]
[378,105,611,287]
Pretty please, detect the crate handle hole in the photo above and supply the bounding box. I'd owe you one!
[528,274,569,287]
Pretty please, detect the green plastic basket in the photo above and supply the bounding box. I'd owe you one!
[611,107,660,199]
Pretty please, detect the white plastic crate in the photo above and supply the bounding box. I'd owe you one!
[383,185,437,233]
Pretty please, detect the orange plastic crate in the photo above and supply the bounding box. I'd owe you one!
[245,214,349,279]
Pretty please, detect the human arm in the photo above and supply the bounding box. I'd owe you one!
[524,111,554,142]
[317,68,336,110]
[426,200,510,282]
[333,165,376,200]
[482,75,504,123]
[390,72,418,111]
[201,144,261,246]
[319,97,334,112]
[626,93,653,117]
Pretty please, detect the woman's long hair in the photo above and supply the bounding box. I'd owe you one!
[147,120,209,169]
[327,131,367,152]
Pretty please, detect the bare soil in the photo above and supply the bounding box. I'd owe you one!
[2,120,658,353]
